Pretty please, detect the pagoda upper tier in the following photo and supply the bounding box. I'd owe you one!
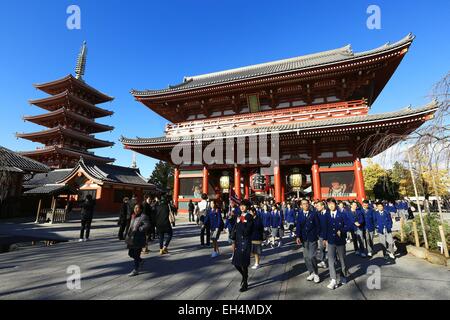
[17,42,115,169]
[28,89,114,119]
[131,34,415,123]
[34,74,114,105]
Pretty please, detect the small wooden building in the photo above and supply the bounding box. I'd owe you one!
[0,146,49,218]
[23,158,159,222]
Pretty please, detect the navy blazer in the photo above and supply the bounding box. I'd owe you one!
[324,210,349,246]
[317,209,328,239]
[362,207,376,232]
[374,210,393,234]
[296,210,320,242]
[346,209,364,231]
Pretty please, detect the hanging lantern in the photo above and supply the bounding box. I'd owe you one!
[289,168,304,191]
[220,173,230,190]
[250,173,266,192]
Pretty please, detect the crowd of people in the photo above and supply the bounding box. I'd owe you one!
[77,191,411,291]
[191,195,409,292]
[116,194,176,277]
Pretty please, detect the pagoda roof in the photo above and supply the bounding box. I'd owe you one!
[16,126,114,149]
[29,90,114,118]
[132,33,414,98]
[19,146,115,164]
[121,101,438,146]
[0,146,50,173]
[33,74,114,104]
[23,108,114,133]
[58,158,155,188]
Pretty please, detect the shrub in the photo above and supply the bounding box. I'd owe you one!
[402,213,450,252]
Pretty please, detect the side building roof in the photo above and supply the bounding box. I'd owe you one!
[0,146,50,173]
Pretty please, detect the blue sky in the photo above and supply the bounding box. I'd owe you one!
[0,0,448,177]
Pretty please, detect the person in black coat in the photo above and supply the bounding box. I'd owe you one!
[125,203,150,277]
[155,196,174,255]
[188,200,195,223]
[231,200,254,292]
[118,197,131,240]
[79,194,95,242]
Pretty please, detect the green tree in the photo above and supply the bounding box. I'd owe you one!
[390,161,414,198]
[149,161,174,193]
[363,159,387,199]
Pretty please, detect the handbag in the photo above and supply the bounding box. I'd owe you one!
[125,230,136,247]
[168,204,176,224]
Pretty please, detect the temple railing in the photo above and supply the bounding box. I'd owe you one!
[36,208,67,224]
[165,100,368,137]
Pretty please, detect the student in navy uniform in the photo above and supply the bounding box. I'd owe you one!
[347,201,366,257]
[375,202,395,259]
[226,203,240,260]
[250,207,264,269]
[361,200,376,257]
[270,204,283,248]
[231,200,254,292]
[261,204,272,246]
[386,201,397,219]
[316,200,328,268]
[324,198,350,289]
[296,198,321,283]
[284,202,297,238]
[205,201,224,258]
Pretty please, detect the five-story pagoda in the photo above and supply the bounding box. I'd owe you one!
[17,42,115,169]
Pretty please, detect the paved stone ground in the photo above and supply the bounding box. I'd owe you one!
[0,216,449,300]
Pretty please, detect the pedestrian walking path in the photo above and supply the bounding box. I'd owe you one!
[0,218,449,300]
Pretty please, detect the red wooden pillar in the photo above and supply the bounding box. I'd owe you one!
[274,164,282,203]
[354,157,366,202]
[173,167,180,208]
[202,166,209,195]
[280,169,286,202]
[311,163,321,200]
[312,142,321,200]
[234,166,241,199]
[244,171,250,200]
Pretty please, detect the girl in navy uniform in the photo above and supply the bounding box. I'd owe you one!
[284,202,297,238]
[296,199,321,283]
[205,201,224,258]
[375,202,395,259]
[250,207,265,269]
[231,200,254,292]
[324,198,350,289]
[261,204,272,247]
[270,204,283,248]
